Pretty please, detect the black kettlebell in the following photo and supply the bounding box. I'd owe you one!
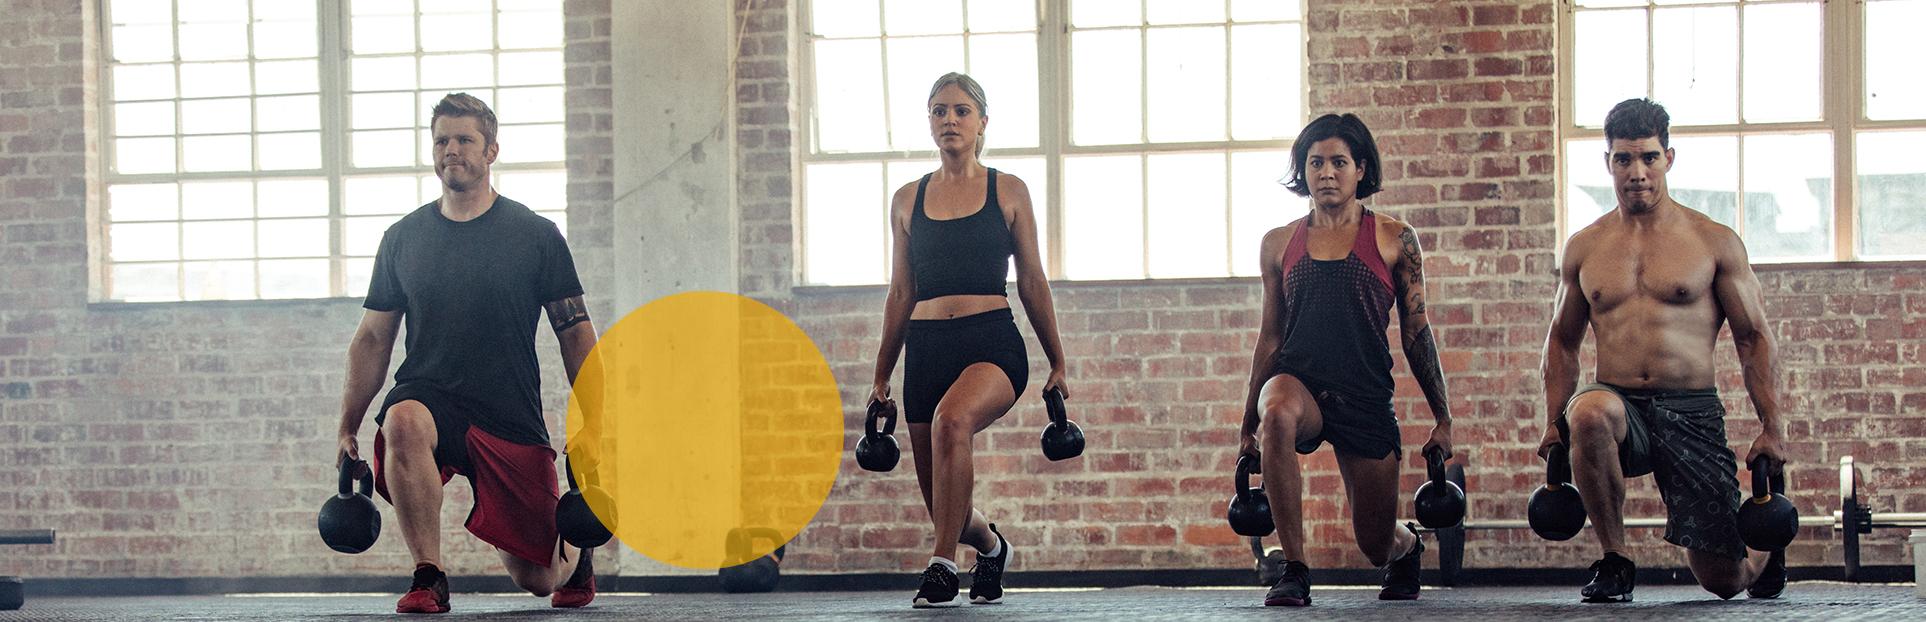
[855,398,900,472]
[318,458,381,554]
[1528,443,1587,541]
[1227,453,1274,537]
[718,526,786,593]
[556,455,614,548]
[1737,456,1798,552]
[1039,386,1084,461]
[1413,446,1466,529]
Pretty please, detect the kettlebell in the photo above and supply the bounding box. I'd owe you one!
[855,398,900,472]
[1737,456,1799,552]
[1528,443,1587,541]
[1413,446,1466,529]
[556,455,614,548]
[318,458,381,554]
[718,526,786,593]
[1250,537,1289,586]
[1227,453,1274,537]
[1039,386,1084,461]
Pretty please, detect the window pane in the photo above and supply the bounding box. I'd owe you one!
[813,39,888,152]
[353,15,417,54]
[110,222,180,262]
[1651,6,1736,126]
[1230,150,1292,277]
[180,62,251,98]
[420,53,494,89]
[256,179,328,217]
[1147,0,1224,25]
[352,57,417,92]
[181,98,251,135]
[259,259,330,298]
[110,0,172,24]
[257,218,329,258]
[1063,155,1145,280]
[1564,139,1614,233]
[812,0,881,37]
[420,0,490,13]
[178,0,247,23]
[1573,9,1646,128]
[182,135,253,172]
[1666,135,1739,229]
[1866,0,1926,120]
[112,263,181,302]
[1072,0,1141,27]
[346,257,377,297]
[258,132,322,170]
[256,95,320,132]
[255,60,319,95]
[346,176,422,214]
[1856,130,1926,257]
[803,162,886,285]
[1147,26,1226,143]
[499,51,564,86]
[181,180,253,220]
[352,130,417,168]
[253,0,315,22]
[352,0,411,16]
[987,156,1047,274]
[497,86,565,124]
[183,221,256,259]
[114,64,177,101]
[115,137,177,174]
[495,124,564,163]
[1231,24,1299,141]
[1742,2,1822,123]
[885,36,965,151]
[883,0,961,35]
[253,20,319,59]
[1071,29,1142,145]
[346,215,402,256]
[353,92,416,129]
[1741,133,1832,261]
[108,183,179,222]
[114,101,175,136]
[1231,0,1299,21]
[498,171,566,210]
[1147,152,1228,278]
[968,0,1034,32]
[967,33,1039,149]
[178,22,249,61]
[498,10,563,49]
[421,13,493,52]
[111,24,173,63]
[183,261,256,300]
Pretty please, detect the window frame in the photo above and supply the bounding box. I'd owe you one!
[794,0,1311,286]
[93,0,570,303]
[1555,0,1926,263]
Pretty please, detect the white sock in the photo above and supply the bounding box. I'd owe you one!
[928,556,958,574]
[978,536,1003,559]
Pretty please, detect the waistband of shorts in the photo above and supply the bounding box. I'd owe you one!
[908,306,1015,331]
[1597,382,1718,400]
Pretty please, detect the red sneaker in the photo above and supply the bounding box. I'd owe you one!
[551,547,596,608]
[396,565,450,614]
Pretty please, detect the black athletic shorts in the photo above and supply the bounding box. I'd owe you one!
[1275,371,1401,461]
[1561,382,1747,560]
[903,307,1029,424]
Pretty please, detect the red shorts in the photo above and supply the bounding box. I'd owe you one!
[372,418,560,567]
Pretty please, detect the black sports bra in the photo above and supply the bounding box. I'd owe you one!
[908,169,1013,301]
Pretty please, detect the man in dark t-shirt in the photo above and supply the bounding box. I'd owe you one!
[334,93,602,614]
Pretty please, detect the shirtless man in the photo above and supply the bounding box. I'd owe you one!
[1540,98,1788,603]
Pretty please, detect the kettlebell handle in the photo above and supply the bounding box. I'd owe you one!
[339,458,372,498]
[1424,446,1447,483]
[1043,387,1067,425]
[1235,453,1260,501]
[1546,443,1572,489]
[1749,455,1774,503]
[866,398,896,436]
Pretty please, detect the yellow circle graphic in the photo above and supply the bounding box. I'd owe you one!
[564,291,843,569]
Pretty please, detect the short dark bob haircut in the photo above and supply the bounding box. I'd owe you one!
[1283,113,1382,200]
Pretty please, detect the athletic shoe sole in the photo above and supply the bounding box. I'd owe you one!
[913,598,961,608]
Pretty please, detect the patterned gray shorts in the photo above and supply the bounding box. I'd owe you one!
[1561,383,1747,561]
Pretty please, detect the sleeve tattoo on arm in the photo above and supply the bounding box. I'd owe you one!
[546,296,590,333]
[1397,225,1449,418]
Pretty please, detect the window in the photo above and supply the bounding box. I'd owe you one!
[100,0,568,302]
[1559,0,1926,262]
[799,0,1306,286]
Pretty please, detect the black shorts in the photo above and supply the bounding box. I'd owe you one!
[376,382,487,471]
[1275,372,1401,461]
[903,308,1029,424]
[1561,383,1746,560]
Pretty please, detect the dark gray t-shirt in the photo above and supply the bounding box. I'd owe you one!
[364,195,582,446]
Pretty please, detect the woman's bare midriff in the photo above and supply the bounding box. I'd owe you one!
[910,294,1008,320]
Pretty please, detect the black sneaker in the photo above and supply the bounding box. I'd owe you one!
[969,524,1009,604]
[1581,552,1636,603]
[912,563,961,608]
[1747,549,1787,599]
[1263,560,1312,607]
[1378,524,1423,600]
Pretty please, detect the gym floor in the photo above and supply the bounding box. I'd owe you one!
[5,583,1920,621]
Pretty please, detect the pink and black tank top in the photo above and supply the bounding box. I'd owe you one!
[1271,209,1397,404]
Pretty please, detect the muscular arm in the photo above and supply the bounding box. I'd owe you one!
[547,295,604,452]
[1393,224,1450,425]
[337,309,402,443]
[1006,175,1066,387]
[1542,238,1593,429]
[870,185,920,395]
[1711,231,1783,437]
[1243,225,1290,436]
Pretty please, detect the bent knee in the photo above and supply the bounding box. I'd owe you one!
[384,401,437,449]
[1701,580,1744,600]
[1564,393,1622,438]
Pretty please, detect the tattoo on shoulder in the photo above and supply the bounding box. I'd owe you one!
[546,296,590,333]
